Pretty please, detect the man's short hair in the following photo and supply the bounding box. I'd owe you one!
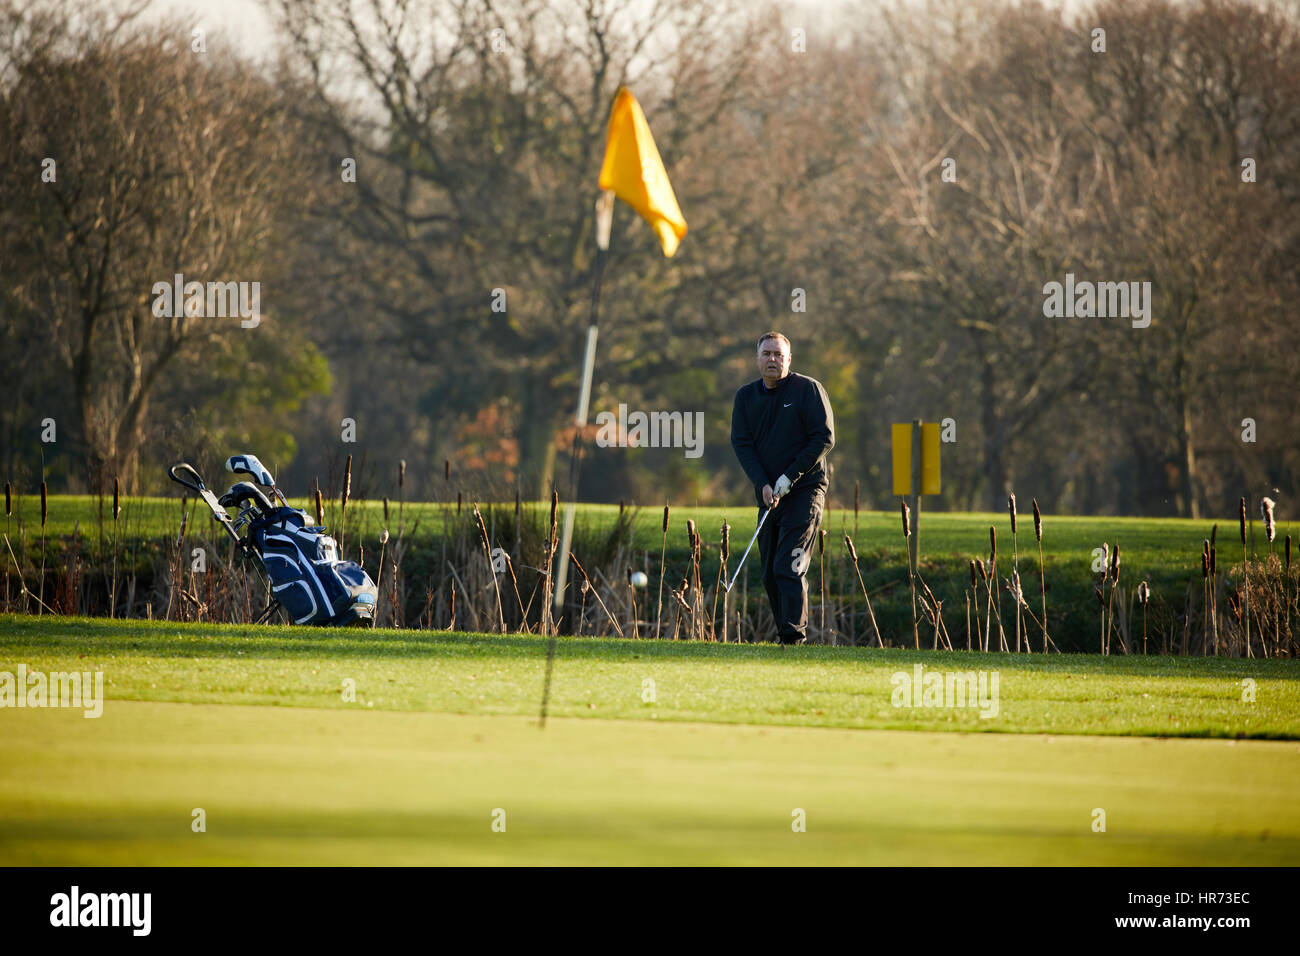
[757,331,791,353]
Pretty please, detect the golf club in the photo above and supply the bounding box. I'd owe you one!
[725,501,774,593]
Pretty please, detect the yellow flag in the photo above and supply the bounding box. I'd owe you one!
[598,87,688,257]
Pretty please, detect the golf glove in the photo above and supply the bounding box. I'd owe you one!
[773,474,792,500]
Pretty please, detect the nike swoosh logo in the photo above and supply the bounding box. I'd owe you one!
[783,403,791,407]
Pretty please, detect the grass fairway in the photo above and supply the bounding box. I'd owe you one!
[1,615,1298,865]
[3,704,1298,866]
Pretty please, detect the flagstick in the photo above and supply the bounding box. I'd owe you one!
[549,325,599,612]
[541,191,613,730]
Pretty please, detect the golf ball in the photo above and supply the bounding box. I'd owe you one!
[630,571,649,588]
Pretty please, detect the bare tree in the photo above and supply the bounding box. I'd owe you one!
[0,3,326,489]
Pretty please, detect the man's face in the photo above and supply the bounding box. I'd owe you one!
[757,338,790,381]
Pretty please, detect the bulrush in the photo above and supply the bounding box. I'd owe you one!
[1138,581,1150,655]
[473,504,504,633]
[1260,498,1278,651]
[626,567,638,639]
[109,477,121,619]
[685,519,698,638]
[1286,535,1293,655]
[1008,494,1022,652]
[968,559,980,651]
[1097,542,1109,655]
[340,454,353,557]
[1200,540,1212,654]
[655,504,670,640]
[688,521,702,640]
[817,526,826,643]
[712,520,730,643]
[1032,498,1049,653]
[988,526,1004,651]
[1105,543,1120,654]
[542,489,558,637]
[2,478,9,613]
[1261,497,1276,546]
[844,533,882,647]
[1239,496,1252,658]
[38,481,48,617]
[902,501,918,648]
[373,528,391,630]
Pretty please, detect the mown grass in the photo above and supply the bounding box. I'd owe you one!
[4,703,1298,865]
[1,615,1297,865]
[2,615,1296,737]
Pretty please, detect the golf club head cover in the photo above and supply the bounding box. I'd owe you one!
[226,454,275,487]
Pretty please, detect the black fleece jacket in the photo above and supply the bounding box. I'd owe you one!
[730,371,835,504]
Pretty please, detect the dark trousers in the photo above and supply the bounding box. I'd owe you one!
[756,483,825,642]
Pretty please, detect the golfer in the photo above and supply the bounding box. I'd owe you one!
[730,332,835,644]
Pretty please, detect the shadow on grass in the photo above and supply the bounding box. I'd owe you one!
[1,614,1297,681]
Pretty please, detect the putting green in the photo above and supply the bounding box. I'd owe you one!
[1,701,1297,865]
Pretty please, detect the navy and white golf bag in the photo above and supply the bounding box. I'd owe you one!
[250,508,377,626]
[168,457,378,628]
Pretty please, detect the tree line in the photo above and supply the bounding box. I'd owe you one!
[1,0,1296,517]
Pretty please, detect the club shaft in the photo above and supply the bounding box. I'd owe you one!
[726,505,772,592]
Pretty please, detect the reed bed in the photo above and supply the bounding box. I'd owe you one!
[2,471,1295,656]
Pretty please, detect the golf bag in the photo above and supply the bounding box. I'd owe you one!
[248,508,377,626]
[168,460,378,627]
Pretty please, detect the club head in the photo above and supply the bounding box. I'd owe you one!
[226,454,274,488]
[218,481,273,515]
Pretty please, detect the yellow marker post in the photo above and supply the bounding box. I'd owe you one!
[891,421,941,572]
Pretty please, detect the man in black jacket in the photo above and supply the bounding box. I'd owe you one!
[730,332,835,644]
